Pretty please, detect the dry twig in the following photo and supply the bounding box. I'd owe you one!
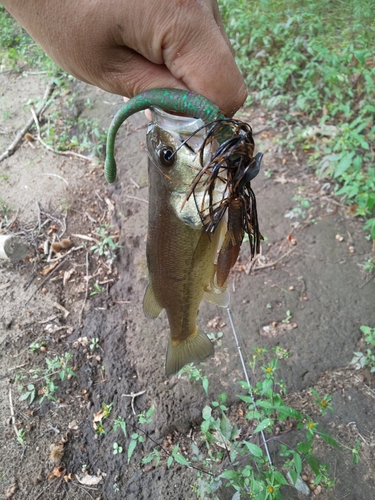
[30,107,93,162]
[79,252,90,326]
[121,390,146,415]
[0,78,55,162]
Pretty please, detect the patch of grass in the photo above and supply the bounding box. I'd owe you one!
[219,0,375,240]
[0,7,57,73]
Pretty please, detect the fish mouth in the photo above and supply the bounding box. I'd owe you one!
[150,107,206,136]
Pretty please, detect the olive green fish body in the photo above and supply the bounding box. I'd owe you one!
[144,121,228,375]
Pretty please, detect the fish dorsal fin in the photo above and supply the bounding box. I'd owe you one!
[202,287,230,308]
[143,282,163,318]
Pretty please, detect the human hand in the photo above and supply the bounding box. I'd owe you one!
[2,0,246,116]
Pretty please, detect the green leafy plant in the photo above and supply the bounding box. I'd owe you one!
[362,258,375,274]
[16,428,26,446]
[178,363,209,396]
[18,352,75,404]
[90,283,105,296]
[127,407,155,463]
[90,225,121,263]
[113,442,123,455]
[114,416,127,437]
[310,389,333,416]
[351,325,375,372]
[126,351,352,499]
[207,331,224,347]
[19,384,36,405]
[281,310,292,324]
[0,6,57,72]
[90,337,100,351]
[218,0,375,241]
[29,341,46,353]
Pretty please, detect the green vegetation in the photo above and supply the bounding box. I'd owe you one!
[0,6,57,73]
[0,8,107,159]
[351,325,375,372]
[91,225,121,263]
[94,349,359,499]
[219,0,375,239]
[17,352,75,404]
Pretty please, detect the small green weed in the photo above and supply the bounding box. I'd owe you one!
[90,337,100,351]
[128,407,155,463]
[351,325,375,372]
[91,225,121,263]
[113,442,123,455]
[282,310,292,324]
[19,384,36,405]
[178,363,209,396]
[362,257,375,274]
[29,341,46,353]
[90,283,105,296]
[16,428,26,446]
[207,331,224,347]
[18,352,75,404]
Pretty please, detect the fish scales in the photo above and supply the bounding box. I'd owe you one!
[144,113,228,376]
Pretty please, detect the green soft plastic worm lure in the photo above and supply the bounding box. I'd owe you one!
[104,88,225,183]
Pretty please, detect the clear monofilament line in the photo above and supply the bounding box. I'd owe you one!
[226,307,272,466]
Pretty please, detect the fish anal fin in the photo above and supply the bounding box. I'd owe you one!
[165,328,214,377]
[143,282,163,319]
[203,287,230,308]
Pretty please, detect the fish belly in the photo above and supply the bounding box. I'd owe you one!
[145,160,222,375]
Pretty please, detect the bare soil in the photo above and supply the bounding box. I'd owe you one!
[0,72,374,500]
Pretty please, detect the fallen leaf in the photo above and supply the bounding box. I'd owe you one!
[48,466,65,479]
[76,474,103,486]
[41,262,59,275]
[93,410,105,423]
[63,268,76,286]
[68,420,78,430]
[6,485,18,498]
[73,336,89,348]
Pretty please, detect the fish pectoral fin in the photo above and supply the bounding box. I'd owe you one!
[143,282,163,319]
[203,287,230,308]
[165,328,214,377]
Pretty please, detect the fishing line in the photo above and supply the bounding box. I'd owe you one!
[226,307,272,466]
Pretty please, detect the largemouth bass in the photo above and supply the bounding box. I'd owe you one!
[144,108,229,376]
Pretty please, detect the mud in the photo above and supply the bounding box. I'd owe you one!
[0,73,374,499]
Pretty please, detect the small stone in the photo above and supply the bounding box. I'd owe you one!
[288,286,294,291]
[287,472,310,495]
[313,485,322,495]
[348,246,355,253]
[335,234,344,242]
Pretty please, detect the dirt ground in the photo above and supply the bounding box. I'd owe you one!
[0,72,374,500]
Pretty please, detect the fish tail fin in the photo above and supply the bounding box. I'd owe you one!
[165,328,214,377]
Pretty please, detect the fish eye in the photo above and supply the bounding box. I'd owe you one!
[159,147,175,167]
